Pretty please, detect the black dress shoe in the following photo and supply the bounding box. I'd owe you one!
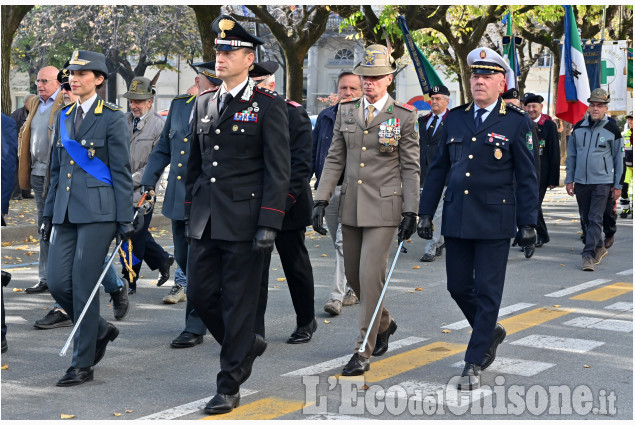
[157,255,174,287]
[94,323,119,366]
[419,253,436,262]
[435,243,445,257]
[286,318,317,344]
[22,190,34,199]
[170,331,203,348]
[534,238,544,248]
[56,366,94,387]
[372,319,397,356]
[342,353,370,376]
[25,281,48,294]
[457,362,481,391]
[34,309,73,329]
[523,244,535,258]
[109,278,129,321]
[1,336,7,353]
[239,334,267,385]
[128,287,136,295]
[204,392,240,414]
[482,323,506,370]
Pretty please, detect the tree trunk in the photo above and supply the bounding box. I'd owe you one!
[190,5,221,61]
[284,50,304,103]
[1,5,33,114]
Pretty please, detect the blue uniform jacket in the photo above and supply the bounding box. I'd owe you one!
[419,98,538,239]
[311,103,343,188]
[141,93,195,221]
[44,97,134,224]
[1,113,18,215]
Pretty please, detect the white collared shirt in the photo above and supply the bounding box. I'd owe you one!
[426,112,445,135]
[219,76,249,99]
[533,116,541,123]
[38,88,60,113]
[363,93,389,121]
[76,93,98,118]
[474,100,497,122]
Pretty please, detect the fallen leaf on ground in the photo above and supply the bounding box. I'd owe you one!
[277,278,286,282]
[125,410,133,413]
[60,414,75,419]
[408,290,416,293]
[113,412,122,417]
[583,364,590,368]
[412,265,420,269]
[553,305,560,308]
[442,329,451,333]
[321,254,327,257]
[1,242,13,247]
[560,264,566,267]
[12,288,22,292]
[360,384,369,390]
[415,287,422,291]
[271,268,278,271]
[314,245,319,247]
[324,320,331,324]
[1,364,8,370]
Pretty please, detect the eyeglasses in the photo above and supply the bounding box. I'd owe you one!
[588,103,608,109]
[35,79,55,84]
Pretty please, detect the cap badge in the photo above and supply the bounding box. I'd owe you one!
[480,50,487,59]
[130,80,139,92]
[69,50,89,66]
[62,69,69,78]
[219,19,235,38]
[364,49,382,66]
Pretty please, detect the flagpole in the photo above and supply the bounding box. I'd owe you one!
[601,5,607,42]
[547,55,553,116]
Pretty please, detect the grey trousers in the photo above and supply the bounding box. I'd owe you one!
[31,173,49,284]
[325,186,348,301]
[48,221,116,368]
[341,224,397,358]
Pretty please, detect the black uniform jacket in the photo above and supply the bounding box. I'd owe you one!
[185,80,290,242]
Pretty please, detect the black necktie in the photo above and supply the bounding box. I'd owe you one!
[219,92,233,116]
[133,117,140,133]
[427,115,438,139]
[475,108,486,129]
[74,105,83,134]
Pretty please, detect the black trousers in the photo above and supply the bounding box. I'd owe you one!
[536,186,550,243]
[255,228,315,337]
[171,219,206,336]
[124,209,169,288]
[444,237,510,366]
[187,221,265,395]
[575,183,611,257]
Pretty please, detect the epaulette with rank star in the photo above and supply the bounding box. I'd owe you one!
[505,102,526,115]
[101,101,121,112]
[173,93,193,100]
[452,102,471,112]
[255,86,275,98]
[395,101,416,112]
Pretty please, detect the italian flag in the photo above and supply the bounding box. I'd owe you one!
[502,11,518,90]
[555,5,590,124]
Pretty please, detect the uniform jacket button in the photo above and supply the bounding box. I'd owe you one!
[362,147,367,151]
[360,163,365,167]
[210,177,216,183]
[214,145,219,150]
[464,190,469,195]
[70,160,75,165]
[358,180,363,184]
[178,163,182,167]
[212,161,218,166]
[466,172,470,177]
[183,138,188,142]
[181,150,185,154]
[66,187,70,191]
[215,129,221,134]
[67,173,71,178]
[363,130,368,135]
[177,176,181,180]
[468,155,473,159]
[472,137,476,141]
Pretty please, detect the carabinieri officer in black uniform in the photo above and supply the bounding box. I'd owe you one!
[185,15,290,414]
[418,47,538,391]
[41,50,134,386]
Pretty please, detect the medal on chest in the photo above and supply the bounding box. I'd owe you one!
[494,148,502,160]
[378,118,400,153]
[234,110,258,123]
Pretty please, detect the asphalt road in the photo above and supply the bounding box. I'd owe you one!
[1,187,632,420]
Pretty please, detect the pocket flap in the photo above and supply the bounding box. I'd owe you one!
[168,128,176,139]
[196,122,213,135]
[486,191,515,205]
[443,191,453,202]
[446,135,462,145]
[380,186,402,197]
[86,176,111,187]
[232,186,262,201]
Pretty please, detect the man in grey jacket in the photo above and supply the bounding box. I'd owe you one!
[565,88,624,271]
[121,77,173,293]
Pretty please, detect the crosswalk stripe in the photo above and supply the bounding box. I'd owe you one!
[304,414,370,420]
[137,389,258,420]
[544,279,611,297]
[443,303,535,330]
[616,269,633,275]
[604,301,633,311]
[382,379,492,407]
[201,397,307,420]
[498,306,574,335]
[562,316,633,333]
[450,357,555,377]
[510,334,604,353]
[282,337,427,377]
[570,282,633,301]
[336,342,466,383]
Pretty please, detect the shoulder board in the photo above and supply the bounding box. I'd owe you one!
[199,87,219,96]
[286,100,302,108]
[395,102,416,112]
[102,101,121,111]
[505,103,526,115]
[173,93,192,100]
[64,102,76,115]
[255,87,275,98]
[451,103,470,112]
[341,97,359,104]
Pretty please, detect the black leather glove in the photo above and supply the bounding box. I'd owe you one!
[40,217,53,242]
[398,212,417,242]
[184,219,191,244]
[132,208,144,233]
[312,200,329,235]
[140,185,156,214]
[416,214,434,240]
[253,227,277,253]
[1,271,11,287]
[117,222,135,241]
[512,226,536,248]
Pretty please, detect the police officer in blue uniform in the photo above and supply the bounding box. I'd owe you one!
[418,47,538,391]
[141,62,221,348]
[249,61,317,344]
[185,16,290,414]
[41,50,134,386]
